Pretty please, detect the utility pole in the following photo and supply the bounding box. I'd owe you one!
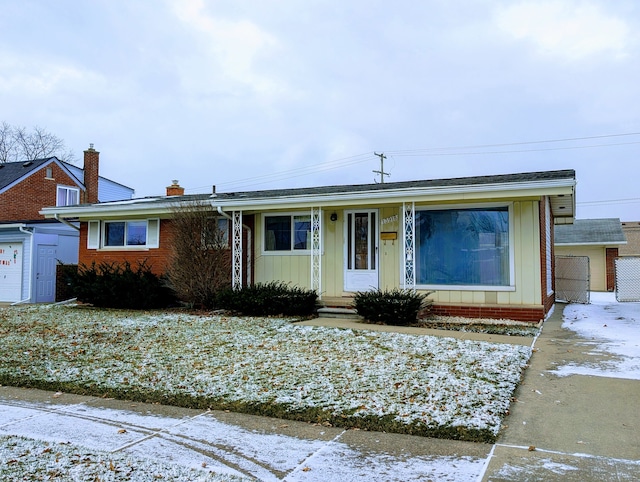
[373,152,390,183]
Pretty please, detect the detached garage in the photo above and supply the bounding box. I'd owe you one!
[0,221,79,304]
[555,218,627,292]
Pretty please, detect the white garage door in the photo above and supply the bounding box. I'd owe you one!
[0,243,23,302]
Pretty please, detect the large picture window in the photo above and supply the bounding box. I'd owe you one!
[415,206,510,287]
[264,214,311,252]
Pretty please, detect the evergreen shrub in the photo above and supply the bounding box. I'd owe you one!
[353,288,433,326]
[69,260,176,309]
[216,281,318,317]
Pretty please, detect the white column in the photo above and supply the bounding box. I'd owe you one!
[403,202,416,290]
[311,207,322,297]
[232,211,243,289]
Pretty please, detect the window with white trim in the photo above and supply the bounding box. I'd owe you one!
[264,214,311,252]
[57,185,79,206]
[415,206,511,287]
[86,219,160,249]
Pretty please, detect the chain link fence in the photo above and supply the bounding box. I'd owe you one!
[615,257,640,302]
[555,255,590,304]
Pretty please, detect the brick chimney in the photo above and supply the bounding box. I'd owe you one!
[166,180,185,196]
[83,144,100,203]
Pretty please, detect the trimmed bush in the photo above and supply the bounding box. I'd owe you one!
[69,260,177,309]
[353,288,433,326]
[216,282,318,317]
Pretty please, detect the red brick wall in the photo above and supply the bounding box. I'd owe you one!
[430,304,544,323]
[83,147,99,204]
[606,248,618,292]
[79,219,177,275]
[539,197,556,315]
[0,163,81,221]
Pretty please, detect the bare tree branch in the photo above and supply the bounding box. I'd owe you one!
[0,122,75,163]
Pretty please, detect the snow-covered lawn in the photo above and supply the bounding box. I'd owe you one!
[0,304,531,442]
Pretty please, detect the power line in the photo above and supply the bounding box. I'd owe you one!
[184,132,640,193]
[385,132,640,156]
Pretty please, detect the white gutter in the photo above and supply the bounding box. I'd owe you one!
[54,213,80,231]
[217,206,252,286]
[12,226,34,305]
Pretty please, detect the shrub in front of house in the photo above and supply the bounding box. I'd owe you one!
[69,260,177,309]
[353,288,433,326]
[216,281,318,317]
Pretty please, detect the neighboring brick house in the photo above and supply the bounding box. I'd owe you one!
[555,218,627,292]
[620,221,640,256]
[43,169,577,322]
[0,145,134,303]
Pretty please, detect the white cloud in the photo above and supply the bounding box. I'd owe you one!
[495,1,631,60]
[167,0,285,100]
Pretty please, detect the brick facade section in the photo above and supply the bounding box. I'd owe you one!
[79,219,177,274]
[539,197,556,315]
[430,304,544,323]
[620,222,640,256]
[0,163,80,221]
[606,247,618,292]
[83,147,100,203]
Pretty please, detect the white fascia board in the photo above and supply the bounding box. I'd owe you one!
[211,178,575,210]
[40,198,197,219]
[555,241,627,247]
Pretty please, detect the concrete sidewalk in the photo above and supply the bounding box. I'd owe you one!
[0,386,490,481]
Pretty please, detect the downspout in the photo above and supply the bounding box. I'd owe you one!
[216,206,252,286]
[13,226,34,305]
[53,213,81,231]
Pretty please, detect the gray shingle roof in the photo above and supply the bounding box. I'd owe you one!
[0,158,55,191]
[164,169,576,203]
[555,218,626,245]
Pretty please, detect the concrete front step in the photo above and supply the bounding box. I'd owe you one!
[316,307,362,320]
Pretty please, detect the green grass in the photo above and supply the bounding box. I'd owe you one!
[0,304,532,443]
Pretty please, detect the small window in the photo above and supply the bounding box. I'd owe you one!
[57,186,79,206]
[103,221,147,247]
[45,167,53,178]
[264,214,311,252]
[203,217,229,248]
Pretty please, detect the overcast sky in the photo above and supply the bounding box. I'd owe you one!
[2,0,639,220]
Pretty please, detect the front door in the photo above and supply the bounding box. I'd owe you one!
[344,210,379,292]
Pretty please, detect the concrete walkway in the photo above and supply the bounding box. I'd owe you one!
[484,304,640,481]
[1,304,639,480]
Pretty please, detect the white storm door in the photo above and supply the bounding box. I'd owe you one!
[344,210,379,292]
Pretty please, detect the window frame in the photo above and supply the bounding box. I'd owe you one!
[413,202,515,291]
[56,185,80,207]
[86,219,160,250]
[262,212,313,255]
[202,217,230,249]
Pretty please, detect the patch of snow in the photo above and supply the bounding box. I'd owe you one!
[555,293,640,380]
